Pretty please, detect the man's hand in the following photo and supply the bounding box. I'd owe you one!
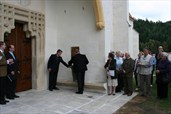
[8,58,14,64]
[11,71,15,75]
[156,70,160,74]
[48,68,51,71]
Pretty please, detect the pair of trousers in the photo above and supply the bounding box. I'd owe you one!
[139,74,151,96]
[49,71,58,89]
[0,77,6,101]
[116,71,123,92]
[123,75,133,94]
[6,74,17,97]
[157,83,168,98]
[75,71,85,93]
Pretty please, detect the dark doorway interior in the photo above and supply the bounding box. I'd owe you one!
[4,22,32,92]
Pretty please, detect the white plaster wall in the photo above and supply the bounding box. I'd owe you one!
[0,0,45,14]
[113,0,129,53]
[45,0,106,84]
[102,0,114,61]
[131,29,139,59]
[128,19,139,59]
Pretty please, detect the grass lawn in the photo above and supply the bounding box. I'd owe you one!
[139,79,171,114]
[115,76,171,114]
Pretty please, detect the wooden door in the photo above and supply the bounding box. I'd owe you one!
[4,22,32,92]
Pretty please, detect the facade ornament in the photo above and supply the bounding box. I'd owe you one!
[93,0,105,30]
[0,2,45,90]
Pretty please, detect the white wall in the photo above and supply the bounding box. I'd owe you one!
[112,0,129,53]
[131,29,139,59]
[128,18,139,59]
[45,0,106,84]
[102,0,114,61]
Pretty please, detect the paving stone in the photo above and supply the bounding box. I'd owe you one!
[0,87,138,114]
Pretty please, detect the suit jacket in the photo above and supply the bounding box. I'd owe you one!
[47,54,68,72]
[0,51,7,77]
[68,53,89,73]
[5,52,19,74]
[122,58,135,76]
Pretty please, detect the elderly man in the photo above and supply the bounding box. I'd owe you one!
[68,49,89,94]
[0,41,13,105]
[122,53,135,96]
[139,48,153,97]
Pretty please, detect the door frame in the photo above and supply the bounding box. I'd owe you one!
[0,2,46,90]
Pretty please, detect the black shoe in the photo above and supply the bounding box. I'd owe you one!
[13,95,19,98]
[6,96,15,100]
[5,100,9,103]
[49,89,53,91]
[123,93,128,95]
[0,101,6,105]
[53,87,59,90]
[127,93,132,96]
[75,91,83,94]
[140,94,145,97]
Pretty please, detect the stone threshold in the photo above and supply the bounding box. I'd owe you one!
[57,80,105,91]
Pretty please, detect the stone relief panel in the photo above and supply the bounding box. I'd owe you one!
[0,2,44,40]
[0,3,15,40]
[0,2,45,90]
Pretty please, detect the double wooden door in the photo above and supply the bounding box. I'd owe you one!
[4,22,32,92]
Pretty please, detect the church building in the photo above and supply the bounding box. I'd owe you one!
[0,0,139,92]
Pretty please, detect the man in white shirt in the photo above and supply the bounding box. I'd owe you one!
[138,48,152,97]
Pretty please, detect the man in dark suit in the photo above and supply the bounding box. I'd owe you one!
[68,49,89,94]
[47,49,69,91]
[0,41,13,105]
[5,45,20,99]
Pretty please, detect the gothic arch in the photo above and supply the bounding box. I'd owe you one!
[0,2,45,90]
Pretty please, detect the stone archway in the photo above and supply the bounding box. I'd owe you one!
[0,2,45,90]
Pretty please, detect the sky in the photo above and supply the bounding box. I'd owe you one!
[129,0,171,22]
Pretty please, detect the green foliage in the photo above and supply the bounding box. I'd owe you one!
[133,19,171,53]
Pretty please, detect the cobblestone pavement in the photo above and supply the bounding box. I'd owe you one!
[0,86,137,114]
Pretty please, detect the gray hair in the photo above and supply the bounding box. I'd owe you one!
[162,52,168,57]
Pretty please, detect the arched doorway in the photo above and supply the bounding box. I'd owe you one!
[0,2,46,91]
[4,22,32,92]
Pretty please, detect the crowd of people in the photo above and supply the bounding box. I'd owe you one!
[1,39,171,105]
[0,41,20,105]
[104,46,171,98]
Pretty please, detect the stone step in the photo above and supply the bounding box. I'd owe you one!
[58,81,105,91]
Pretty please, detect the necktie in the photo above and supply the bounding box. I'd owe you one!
[10,52,16,60]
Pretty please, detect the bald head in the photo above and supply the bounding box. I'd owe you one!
[125,52,130,59]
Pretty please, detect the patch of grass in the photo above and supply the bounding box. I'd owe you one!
[139,77,171,114]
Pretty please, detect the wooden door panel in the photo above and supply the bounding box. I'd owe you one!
[4,22,32,92]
